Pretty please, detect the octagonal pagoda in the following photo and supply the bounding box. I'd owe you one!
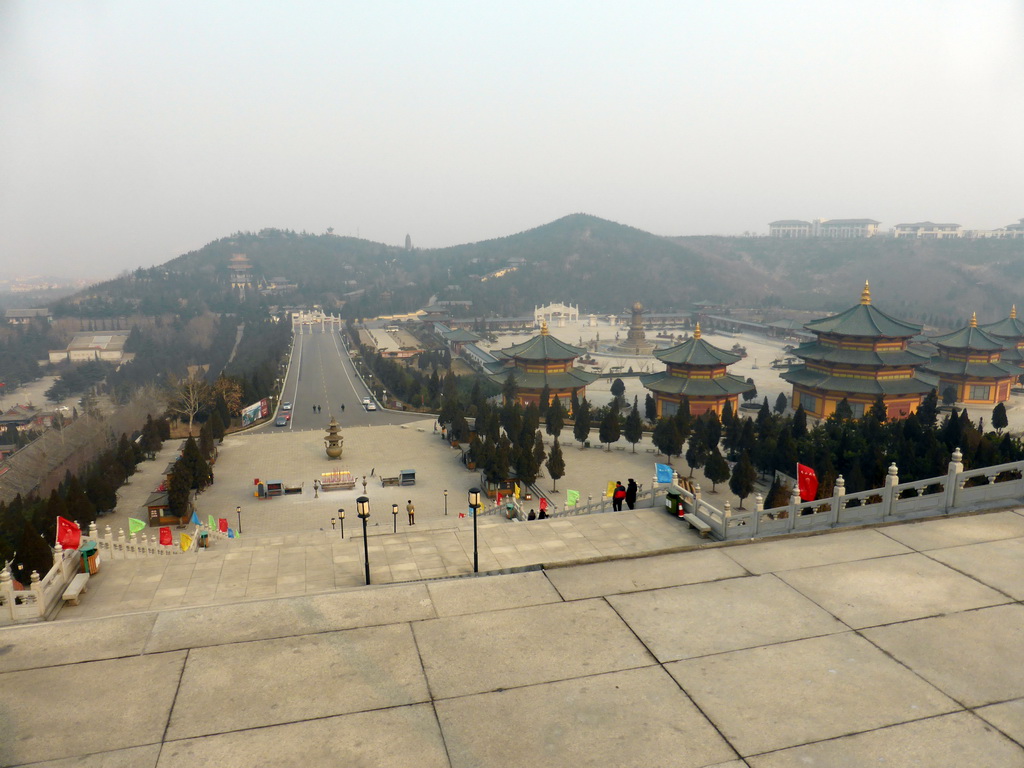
[781,282,933,419]
[921,313,1021,406]
[485,322,598,409]
[640,323,753,417]
[979,305,1024,365]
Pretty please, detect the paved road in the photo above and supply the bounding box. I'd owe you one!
[272,323,423,432]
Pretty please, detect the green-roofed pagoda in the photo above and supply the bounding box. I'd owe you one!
[781,281,933,419]
[640,323,754,417]
[979,305,1024,365]
[921,313,1021,406]
[485,322,598,409]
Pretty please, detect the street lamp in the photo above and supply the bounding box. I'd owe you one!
[392,502,398,533]
[338,508,345,539]
[357,496,371,585]
[444,489,448,516]
[468,487,481,573]
[236,505,242,535]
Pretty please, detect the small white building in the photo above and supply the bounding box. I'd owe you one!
[49,331,131,364]
[892,222,962,239]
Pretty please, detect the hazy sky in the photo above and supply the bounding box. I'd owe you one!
[2,1,1022,278]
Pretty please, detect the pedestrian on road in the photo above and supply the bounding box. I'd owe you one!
[612,481,626,511]
[625,479,638,510]
[341,403,345,412]
[312,404,316,414]
[406,500,415,525]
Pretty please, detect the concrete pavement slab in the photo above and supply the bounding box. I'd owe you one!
[144,582,434,653]
[426,570,561,617]
[776,553,1009,628]
[413,599,654,699]
[721,529,912,574]
[666,633,957,756]
[862,604,1024,708]
[745,711,1024,768]
[0,613,156,673]
[975,698,1024,745]
[0,652,185,766]
[879,509,1024,551]
[12,744,162,768]
[166,623,429,740]
[435,666,737,768]
[545,549,746,601]
[157,704,450,768]
[927,537,1024,599]
[607,574,846,662]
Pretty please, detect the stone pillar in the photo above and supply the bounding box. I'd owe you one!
[882,463,899,520]
[89,521,98,540]
[30,570,44,617]
[722,500,732,530]
[0,565,13,621]
[829,475,845,526]
[53,542,64,570]
[944,447,964,512]
[787,485,800,531]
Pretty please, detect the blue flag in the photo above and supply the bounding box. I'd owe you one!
[656,464,673,483]
[190,512,201,525]
[228,528,236,538]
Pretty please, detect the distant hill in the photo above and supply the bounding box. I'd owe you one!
[51,216,1024,328]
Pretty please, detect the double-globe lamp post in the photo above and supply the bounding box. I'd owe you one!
[357,496,371,585]
[468,487,481,573]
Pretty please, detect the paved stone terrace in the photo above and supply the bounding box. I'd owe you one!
[2,509,1023,766]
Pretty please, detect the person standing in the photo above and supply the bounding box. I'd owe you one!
[406,500,415,525]
[625,479,638,510]
[612,481,626,511]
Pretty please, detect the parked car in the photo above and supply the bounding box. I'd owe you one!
[281,401,292,411]
[275,416,288,427]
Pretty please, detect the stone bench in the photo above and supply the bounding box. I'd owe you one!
[62,573,90,605]
[681,514,712,538]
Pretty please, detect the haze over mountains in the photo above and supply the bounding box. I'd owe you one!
[52,214,1024,329]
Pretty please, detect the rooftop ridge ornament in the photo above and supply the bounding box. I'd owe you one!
[694,322,702,340]
[1013,305,1018,319]
[540,320,549,335]
[970,312,978,328]
[860,280,871,305]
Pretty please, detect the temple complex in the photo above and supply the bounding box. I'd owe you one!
[608,301,656,355]
[640,323,753,417]
[921,313,1021,406]
[781,282,933,419]
[979,306,1024,365]
[485,322,597,409]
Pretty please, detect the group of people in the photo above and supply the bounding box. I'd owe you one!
[611,479,639,511]
[311,404,344,414]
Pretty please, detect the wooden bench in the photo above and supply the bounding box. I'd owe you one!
[381,475,400,487]
[62,573,90,605]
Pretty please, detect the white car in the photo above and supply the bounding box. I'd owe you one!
[365,401,377,411]
[281,402,292,411]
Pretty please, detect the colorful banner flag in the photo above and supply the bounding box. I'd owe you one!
[496,493,503,505]
[655,463,673,483]
[159,527,172,546]
[797,463,819,502]
[566,489,580,507]
[228,528,235,538]
[190,512,201,525]
[208,514,216,530]
[539,497,548,512]
[128,518,146,535]
[514,484,521,499]
[180,533,192,551]
[56,517,81,550]
[606,480,616,498]
[218,518,228,533]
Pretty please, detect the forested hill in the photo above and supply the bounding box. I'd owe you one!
[52,216,1024,327]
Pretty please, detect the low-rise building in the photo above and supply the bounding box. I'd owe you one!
[892,222,962,239]
[49,331,132,364]
[4,308,52,326]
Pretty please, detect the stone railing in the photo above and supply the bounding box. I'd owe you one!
[676,448,1024,541]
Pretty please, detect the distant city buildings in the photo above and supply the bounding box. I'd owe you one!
[769,217,1024,239]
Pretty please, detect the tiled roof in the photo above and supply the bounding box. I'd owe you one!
[781,367,934,396]
[640,371,753,397]
[804,283,921,339]
[654,326,742,367]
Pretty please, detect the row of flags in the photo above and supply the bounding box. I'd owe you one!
[56,514,236,553]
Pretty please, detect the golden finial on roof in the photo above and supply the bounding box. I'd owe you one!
[540,320,549,335]
[694,322,702,340]
[1012,305,1018,319]
[970,312,977,328]
[860,280,871,305]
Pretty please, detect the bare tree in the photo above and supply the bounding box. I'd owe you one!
[167,374,212,436]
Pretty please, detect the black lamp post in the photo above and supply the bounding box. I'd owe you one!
[469,487,481,573]
[236,505,242,534]
[444,489,448,516]
[338,508,345,539]
[392,502,398,533]
[357,496,370,585]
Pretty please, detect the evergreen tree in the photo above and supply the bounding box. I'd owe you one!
[538,384,551,418]
[573,398,592,447]
[704,447,730,492]
[756,397,771,426]
[652,417,682,462]
[868,395,888,423]
[792,403,808,438]
[64,475,96,528]
[765,479,792,509]
[685,420,709,478]
[198,421,215,461]
[570,389,581,418]
[721,400,734,434]
[644,393,657,422]
[610,378,626,400]
[598,408,620,450]
[774,392,788,414]
[623,400,643,453]
[532,430,546,475]
[729,451,757,508]
[180,436,212,492]
[918,389,939,428]
[546,438,565,491]
[833,397,854,421]
[704,410,722,449]
[941,385,957,407]
[14,520,53,583]
[209,410,226,442]
[743,377,758,403]
[992,402,1008,433]
[167,460,192,521]
[546,395,565,439]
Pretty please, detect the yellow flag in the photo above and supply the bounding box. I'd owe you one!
[606,480,616,498]
[514,484,521,499]
[180,533,193,552]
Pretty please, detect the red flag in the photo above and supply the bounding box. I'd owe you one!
[539,497,548,512]
[496,493,503,505]
[159,527,172,546]
[797,463,819,502]
[218,518,228,532]
[56,517,81,549]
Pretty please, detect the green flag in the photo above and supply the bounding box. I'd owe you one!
[128,518,146,535]
[566,489,580,507]
[208,514,216,530]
